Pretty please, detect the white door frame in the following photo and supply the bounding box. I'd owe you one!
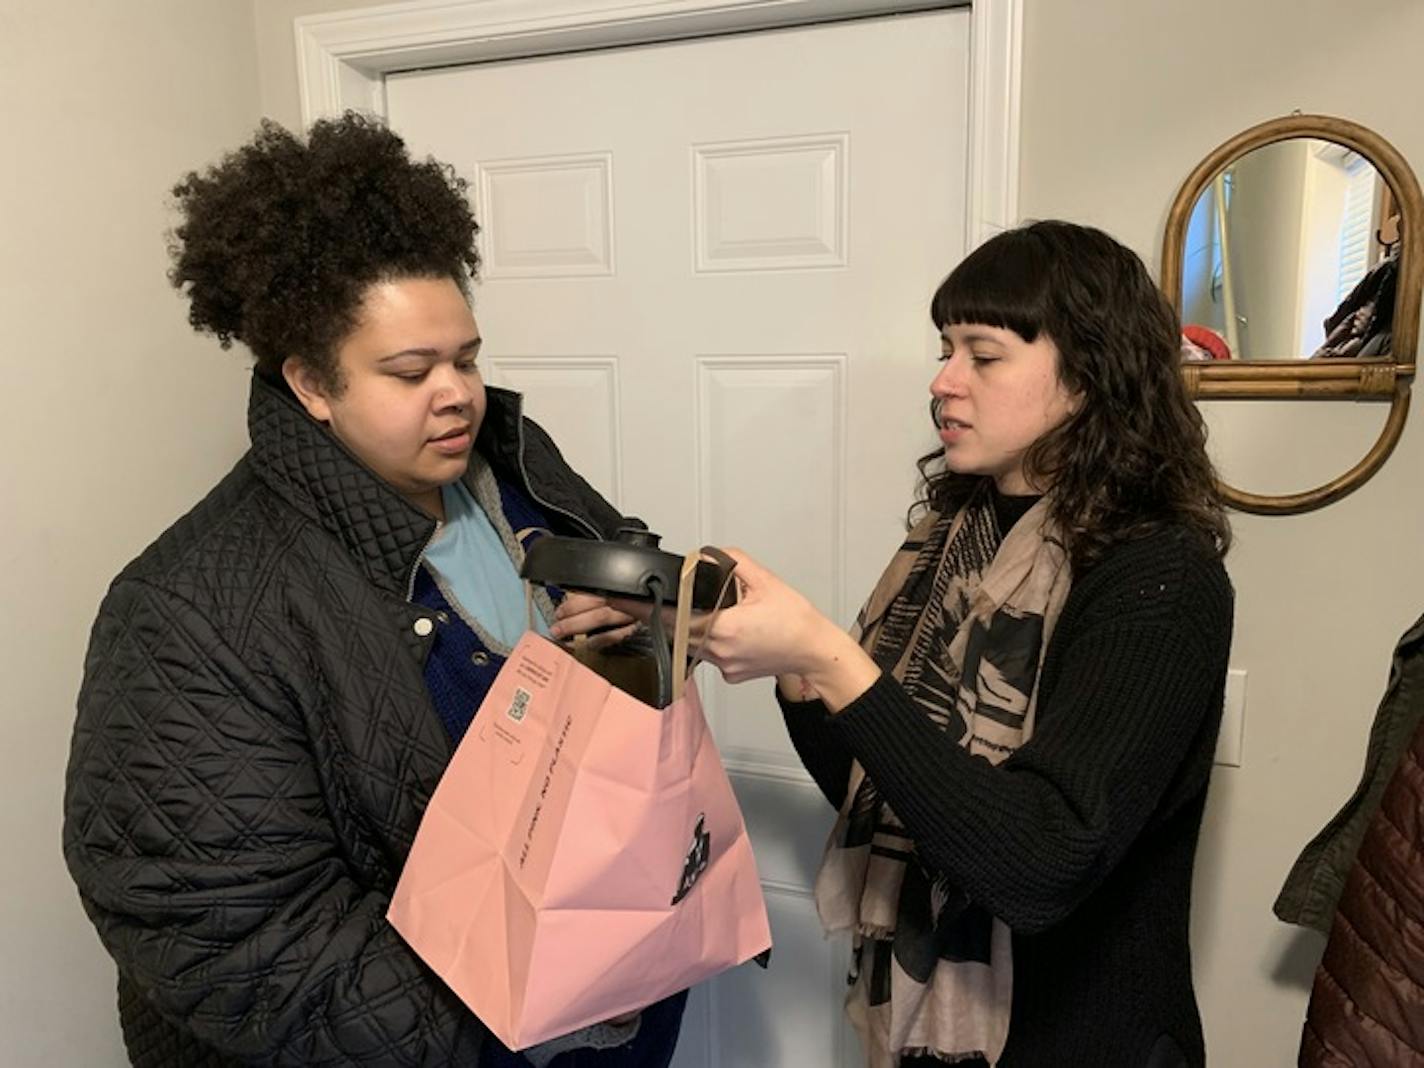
[294,0,1021,247]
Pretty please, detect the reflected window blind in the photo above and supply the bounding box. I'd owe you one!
[1337,161,1377,301]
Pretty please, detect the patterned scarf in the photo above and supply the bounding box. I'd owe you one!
[814,483,1071,1066]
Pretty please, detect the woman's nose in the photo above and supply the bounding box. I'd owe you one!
[930,358,966,398]
[434,367,474,410]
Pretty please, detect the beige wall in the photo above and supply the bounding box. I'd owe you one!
[255,0,395,128]
[1020,0,1424,1064]
[0,2,260,1062]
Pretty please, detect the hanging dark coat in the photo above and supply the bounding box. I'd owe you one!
[1299,708,1424,1065]
[1275,611,1424,932]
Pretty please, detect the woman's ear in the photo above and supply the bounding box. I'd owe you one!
[281,357,333,423]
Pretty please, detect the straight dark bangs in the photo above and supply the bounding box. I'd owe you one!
[930,229,1053,343]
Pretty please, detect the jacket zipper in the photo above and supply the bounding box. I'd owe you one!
[405,523,440,602]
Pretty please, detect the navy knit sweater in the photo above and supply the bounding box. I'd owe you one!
[782,506,1233,1067]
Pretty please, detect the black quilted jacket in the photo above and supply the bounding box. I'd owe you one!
[63,375,628,1067]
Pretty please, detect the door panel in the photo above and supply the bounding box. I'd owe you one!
[386,13,969,1064]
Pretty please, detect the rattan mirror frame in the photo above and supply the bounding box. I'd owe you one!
[1162,114,1421,514]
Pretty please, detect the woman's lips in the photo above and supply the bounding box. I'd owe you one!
[937,416,970,444]
[428,428,472,454]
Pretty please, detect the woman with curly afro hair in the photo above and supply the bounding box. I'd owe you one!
[63,112,686,1068]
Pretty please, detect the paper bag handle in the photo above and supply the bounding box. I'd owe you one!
[671,547,738,702]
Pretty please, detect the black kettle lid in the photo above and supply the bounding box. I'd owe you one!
[521,527,736,610]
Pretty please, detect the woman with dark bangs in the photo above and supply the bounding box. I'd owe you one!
[698,221,1234,1067]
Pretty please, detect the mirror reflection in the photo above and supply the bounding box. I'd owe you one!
[1179,137,1401,361]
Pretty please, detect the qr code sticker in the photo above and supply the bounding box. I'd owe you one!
[507,687,532,723]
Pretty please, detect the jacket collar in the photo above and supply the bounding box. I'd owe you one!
[246,374,533,596]
[475,382,525,473]
[246,374,431,596]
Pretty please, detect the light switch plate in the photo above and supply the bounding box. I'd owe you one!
[1215,668,1247,767]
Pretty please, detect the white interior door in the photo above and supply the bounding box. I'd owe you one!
[387,13,969,1064]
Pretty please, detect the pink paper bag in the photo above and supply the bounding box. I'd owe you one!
[388,631,773,1050]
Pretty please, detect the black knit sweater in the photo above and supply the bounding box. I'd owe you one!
[780,514,1233,1067]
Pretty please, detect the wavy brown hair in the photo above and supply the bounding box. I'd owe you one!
[915,220,1230,569]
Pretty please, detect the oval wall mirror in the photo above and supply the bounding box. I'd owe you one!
[1162,114,1422,513]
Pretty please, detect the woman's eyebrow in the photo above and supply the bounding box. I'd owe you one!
[956,330,1005,345]
[377,337,482,362]
[942,330,1006,347]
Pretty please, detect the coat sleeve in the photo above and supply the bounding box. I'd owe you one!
[63,577,485,1066]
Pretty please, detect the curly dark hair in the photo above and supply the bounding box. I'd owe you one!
[167,111,481,390]
[916,220,1231,569]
